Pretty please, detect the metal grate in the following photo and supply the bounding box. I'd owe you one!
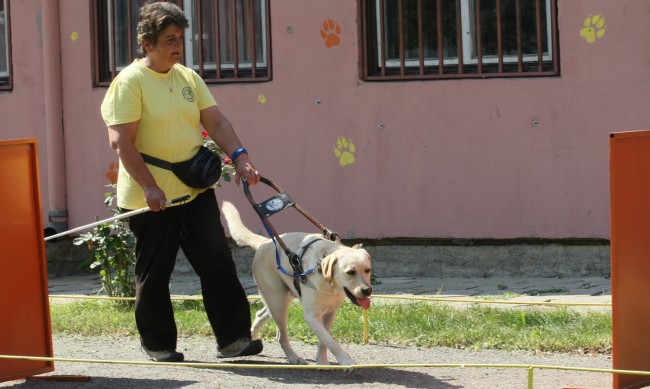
[93,0,271,86]
[361,0,559,81]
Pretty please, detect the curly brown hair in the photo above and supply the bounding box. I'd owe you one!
[136,1,189,57]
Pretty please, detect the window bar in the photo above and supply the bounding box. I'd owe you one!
[515,0,523,72]
[361,0,369,79]
[397,0,405,76]
[126,0,134,64]
[264,0,271,79]
[475,0,482,74]
[231,0,239,78]
[196,1,205,77]
[535,0,543,71]
[456,0,463,74]
[109,0,117,80]
[214,1,222,79]
[247,0,257,77]
[379,0,386,77]
[436,0,443,75]
[550,0,558,73]
[496,0,503,73]
[2,0,11,89]
[417,0,424,75]
[92,0,99,85]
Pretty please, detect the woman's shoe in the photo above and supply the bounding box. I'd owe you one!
[217,338,263,358]
[142,344,184,362]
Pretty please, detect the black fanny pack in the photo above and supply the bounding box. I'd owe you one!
[141,146,222,189]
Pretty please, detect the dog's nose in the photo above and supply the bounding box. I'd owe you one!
[361,286,373,297]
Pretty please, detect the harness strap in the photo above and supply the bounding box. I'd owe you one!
[141,153,173,170]
[259,221,321,297]
[241,177,338,298]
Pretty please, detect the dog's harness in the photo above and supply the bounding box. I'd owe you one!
[241,177,339,297]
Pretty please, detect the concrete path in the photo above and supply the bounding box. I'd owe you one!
[47,273,612,309]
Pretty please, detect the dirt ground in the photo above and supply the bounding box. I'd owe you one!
[0,334,615,389]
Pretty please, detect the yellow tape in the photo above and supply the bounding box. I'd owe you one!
[363,309,369,344]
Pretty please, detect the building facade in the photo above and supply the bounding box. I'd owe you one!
[0,0,646,243]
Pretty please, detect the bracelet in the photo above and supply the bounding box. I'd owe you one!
[231,148,248,163]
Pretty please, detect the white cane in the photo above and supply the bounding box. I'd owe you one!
[44,195,190,241]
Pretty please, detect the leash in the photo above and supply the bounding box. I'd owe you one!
[241,177,339,296]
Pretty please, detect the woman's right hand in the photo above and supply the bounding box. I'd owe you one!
[144,185,167,211]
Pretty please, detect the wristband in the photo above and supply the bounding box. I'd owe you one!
[231,147,248,163]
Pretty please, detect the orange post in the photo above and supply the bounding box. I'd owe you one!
[610,130,650,389]
[0,139,54,382]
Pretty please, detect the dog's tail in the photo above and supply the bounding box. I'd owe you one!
[221,201,268,250]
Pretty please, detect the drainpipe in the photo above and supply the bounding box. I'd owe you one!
[41,0,67,234]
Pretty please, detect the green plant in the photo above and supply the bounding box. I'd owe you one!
[73,187,136,301]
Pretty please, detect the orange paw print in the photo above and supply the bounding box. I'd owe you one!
[320,18,341,48]
[106,161,119,184]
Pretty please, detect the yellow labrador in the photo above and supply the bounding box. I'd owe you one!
[222,201,372,366]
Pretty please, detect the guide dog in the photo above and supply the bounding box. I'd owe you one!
[222,201,372,365]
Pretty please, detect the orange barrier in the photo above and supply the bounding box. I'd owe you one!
[610,130,650,389]
[0,139,54,382]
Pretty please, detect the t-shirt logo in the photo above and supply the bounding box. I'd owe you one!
[182,87,196,102]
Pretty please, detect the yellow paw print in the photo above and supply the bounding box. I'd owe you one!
[580,14,606,44]
[334,137,355,166]
[320,18,342,48]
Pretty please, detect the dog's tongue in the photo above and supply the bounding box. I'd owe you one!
[356,297,371,310]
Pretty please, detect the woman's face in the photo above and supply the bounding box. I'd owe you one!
[145,24,184,71]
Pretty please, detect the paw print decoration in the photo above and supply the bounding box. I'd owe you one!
[580,14,606,44]
[106,161,119,184]
[334,136,356,167]
[320,18,341,48]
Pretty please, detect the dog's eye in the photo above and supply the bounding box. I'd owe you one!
[346,269,356,276]
[365,268,371,274]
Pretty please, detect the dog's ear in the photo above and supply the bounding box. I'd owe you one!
[320,255,339,284]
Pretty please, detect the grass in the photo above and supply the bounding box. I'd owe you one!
[49,299,612,355]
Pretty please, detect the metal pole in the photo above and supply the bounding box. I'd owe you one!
[44,195,190,241]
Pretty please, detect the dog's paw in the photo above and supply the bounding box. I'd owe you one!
[288,356,308,365]
[337,358,357,367]
[316,358,330,366]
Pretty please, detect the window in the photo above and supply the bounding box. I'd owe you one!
[361,0,559,80]
[0,0,11,90]
[93,0,271,86]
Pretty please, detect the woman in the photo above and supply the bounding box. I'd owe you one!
[100,1,262,362]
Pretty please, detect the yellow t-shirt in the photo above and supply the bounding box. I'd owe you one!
[101,60,218,209]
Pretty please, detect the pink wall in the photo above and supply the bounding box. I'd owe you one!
[2,0,649,240]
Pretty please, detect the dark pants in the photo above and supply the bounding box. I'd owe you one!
[128,189,251,351]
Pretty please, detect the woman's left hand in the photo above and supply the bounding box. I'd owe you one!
[234,154,260,186]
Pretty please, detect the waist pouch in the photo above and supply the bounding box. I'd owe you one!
[141,146,222,189]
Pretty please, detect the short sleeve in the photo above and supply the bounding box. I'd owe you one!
[193,71,217,111]
[101,75,142,126]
